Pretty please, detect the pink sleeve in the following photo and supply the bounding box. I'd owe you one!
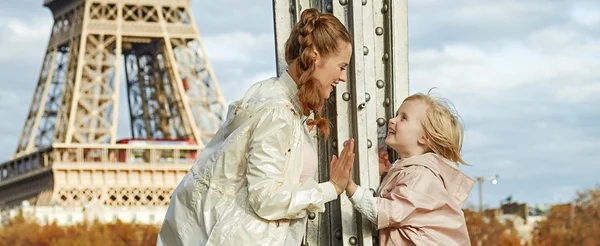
[376,166,446,229]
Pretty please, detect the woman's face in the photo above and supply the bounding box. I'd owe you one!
[313,41,353,99]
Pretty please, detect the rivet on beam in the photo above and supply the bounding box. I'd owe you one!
[358,102,366,110]
[342,92,351,101]
[377,118,386,126]
[349,236,358,245]
[326,3,333,12]
[335,230,343,239]
[376,79,385,89]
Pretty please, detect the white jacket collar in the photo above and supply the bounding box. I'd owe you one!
[280,70,305,116]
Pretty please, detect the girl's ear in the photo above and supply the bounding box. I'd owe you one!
[418,133,428,146]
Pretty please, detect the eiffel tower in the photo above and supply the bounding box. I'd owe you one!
[0,0,226,223]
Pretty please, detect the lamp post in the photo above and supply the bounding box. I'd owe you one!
[475,174,499,212]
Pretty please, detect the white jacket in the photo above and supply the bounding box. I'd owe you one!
[157,71,339,246]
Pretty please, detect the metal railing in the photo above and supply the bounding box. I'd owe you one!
[0,144,200,183]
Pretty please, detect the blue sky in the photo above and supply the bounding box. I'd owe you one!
[0,0,598,209]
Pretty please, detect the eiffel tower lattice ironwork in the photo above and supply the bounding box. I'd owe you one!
[0,0,226,212]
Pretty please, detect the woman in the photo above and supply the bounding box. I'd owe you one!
[157,8,354,246]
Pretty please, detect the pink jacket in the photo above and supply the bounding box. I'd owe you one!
[350,153,474,245]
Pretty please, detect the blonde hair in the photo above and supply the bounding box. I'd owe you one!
[404,89,467,165]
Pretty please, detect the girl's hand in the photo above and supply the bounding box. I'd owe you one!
[379,146,391,176]
[346,179,358,198]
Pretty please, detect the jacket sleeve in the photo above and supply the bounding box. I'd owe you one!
[246,106,338,221]
[376,166,446,229]
[349,185,378,223]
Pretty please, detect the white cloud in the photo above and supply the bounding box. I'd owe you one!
[0,90,21,107]
[0,17,51,62]
[411,39,600,98]
[556,82,600,103]
[191,0,273,36]
[408,1,571,48]
[570,3,600,26]
[6,18,49,39]
[410,45,486,65]
[535,121,549,129]
[527,26,587,50]
[202,31,274,63]
[463,129,490,151]
[200,31,277,106]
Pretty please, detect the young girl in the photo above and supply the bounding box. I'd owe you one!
[346,92,475,245]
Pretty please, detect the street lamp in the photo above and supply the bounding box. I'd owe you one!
[475,174,499,212]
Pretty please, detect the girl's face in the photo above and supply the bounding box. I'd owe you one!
[385,99,429,158]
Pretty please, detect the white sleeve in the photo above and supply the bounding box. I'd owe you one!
[348,185,378,223]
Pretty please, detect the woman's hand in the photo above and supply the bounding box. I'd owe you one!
[379,146,391,176]
[329,139,355,195]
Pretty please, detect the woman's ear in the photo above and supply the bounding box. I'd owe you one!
[313,48,322,66]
